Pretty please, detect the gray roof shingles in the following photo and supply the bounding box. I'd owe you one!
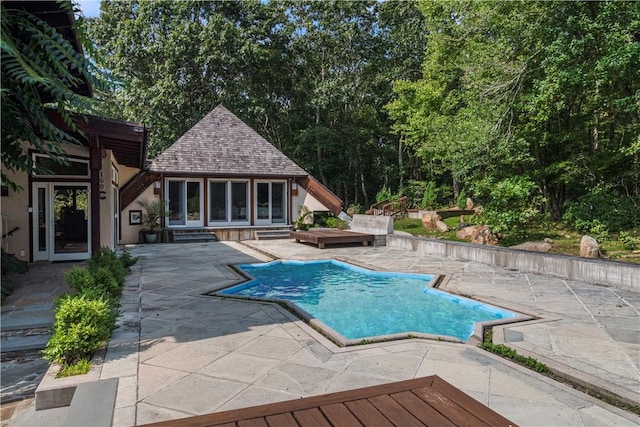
[150,105,308,177]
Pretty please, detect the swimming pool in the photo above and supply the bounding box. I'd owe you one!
[218,259,521,343]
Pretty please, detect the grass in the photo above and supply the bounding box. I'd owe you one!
[394,217,640,263]
[57,359,91,378]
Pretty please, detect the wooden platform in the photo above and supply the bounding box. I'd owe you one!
[290,229,374,249]
[139,376,517,427]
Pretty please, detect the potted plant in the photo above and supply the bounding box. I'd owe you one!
[137,198,168,243]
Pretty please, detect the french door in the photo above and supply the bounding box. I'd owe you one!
[166,179,203,227]
[32,182,91,261]
[255,181,286,225]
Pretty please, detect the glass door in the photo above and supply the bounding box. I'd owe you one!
[255,181,286,225]
[32,183,91,261]
[166,179,203,227]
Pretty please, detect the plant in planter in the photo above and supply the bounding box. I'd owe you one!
[137,198,169,243]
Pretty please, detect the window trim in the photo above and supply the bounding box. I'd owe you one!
[207,179,250,227]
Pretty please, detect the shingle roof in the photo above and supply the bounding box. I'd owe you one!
[150,105,308,177]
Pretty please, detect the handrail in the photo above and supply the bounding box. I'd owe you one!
[366,196,408,216]
[2,226,20,240]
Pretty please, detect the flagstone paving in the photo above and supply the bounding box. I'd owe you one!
[4,240,639,426]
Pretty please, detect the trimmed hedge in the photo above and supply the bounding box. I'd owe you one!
[43,248,137,374]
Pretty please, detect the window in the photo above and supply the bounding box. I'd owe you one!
[33,154,89,178]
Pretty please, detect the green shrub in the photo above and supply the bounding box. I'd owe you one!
[620,231,638,250]
[563,187,639,232]
[43,294,117,365]
[66,266,94,293]
[456,188,467,210]
[326,217,348,230]
[57,359,91,378]
[375,185,392,203]
[88,247,126,285]
[66,265,120,299]
[475,176,543,238]
[347,204,362,215]
[119,249,139,268]
[421,181,438,210]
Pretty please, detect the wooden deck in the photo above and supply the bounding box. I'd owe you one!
[139,376,517,427]
[290,229,374,249]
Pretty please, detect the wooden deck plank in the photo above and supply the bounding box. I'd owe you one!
[430,376,518,427]
[344,399,395,427]
[390,391,456,427]
[238,418,268,427]
[412,387,492,427]
[368,395,425,427]
[292,408,331,427]
[265,413,298,427]
[319,403,363,427]
[139,376,515,427]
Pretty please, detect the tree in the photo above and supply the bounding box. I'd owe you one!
[1,1,101,191]
[387,1,639,220]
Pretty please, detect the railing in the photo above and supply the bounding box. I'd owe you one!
[366,196,408,217]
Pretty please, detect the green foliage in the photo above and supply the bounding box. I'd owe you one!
[456,188,467,210]
[43,294,117,366]
[57,359,91,378]
[137,198,169,232]
[619,231,638,251]
[294,206,313,231]
[1,2,107,191]
[65,266,94,293]
[375,185,392,203]
[347,204,362,216]
[119,249,139,268]
[476,177,543,238]
[480,342,549,373]
[88,247,126,286]
[563,188,639,233]
[1,248,28,301]
[326,217,348,230]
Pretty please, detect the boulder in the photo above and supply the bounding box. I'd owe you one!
[456,226,478,240]
[435,220,449,233]
[465,197,475,210]
[470,225,498,245]
[580,235,601,258]
[511,241,552,252]
[422,212,442,230]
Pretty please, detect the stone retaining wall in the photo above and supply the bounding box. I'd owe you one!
[387,234,639,292]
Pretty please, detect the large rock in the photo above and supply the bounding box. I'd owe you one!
[511,241,552,252]
[470,225,498,245]
[422,212,442,230]
[580,235,601,258]
[435,220,449,233]
[456,226,478,240]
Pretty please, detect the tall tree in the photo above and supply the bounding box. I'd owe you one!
[1,1,101,190]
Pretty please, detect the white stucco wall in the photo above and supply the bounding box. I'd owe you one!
[120,186,158,245]
[291,187,332,222]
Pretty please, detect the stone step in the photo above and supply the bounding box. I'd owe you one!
[255,230,292,240]
[1,334,51,352]
[1,308,54,332]
[172,231,218,243]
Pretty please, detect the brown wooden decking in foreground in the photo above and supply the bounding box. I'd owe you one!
[290,229,374,249]
[139,376,518,427]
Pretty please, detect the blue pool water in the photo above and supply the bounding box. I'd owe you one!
[220,260,519,342]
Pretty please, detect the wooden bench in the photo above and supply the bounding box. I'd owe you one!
[139,375,518,427]
[290,229,374,249]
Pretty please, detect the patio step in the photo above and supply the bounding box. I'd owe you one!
[255,229,292,240]
[171,229,218,243]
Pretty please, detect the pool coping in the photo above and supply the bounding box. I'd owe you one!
[207,259,539,348]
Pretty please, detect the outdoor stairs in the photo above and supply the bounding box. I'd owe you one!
[1,308,53,353]
[171,229,219,243]
[255,228,293,240]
